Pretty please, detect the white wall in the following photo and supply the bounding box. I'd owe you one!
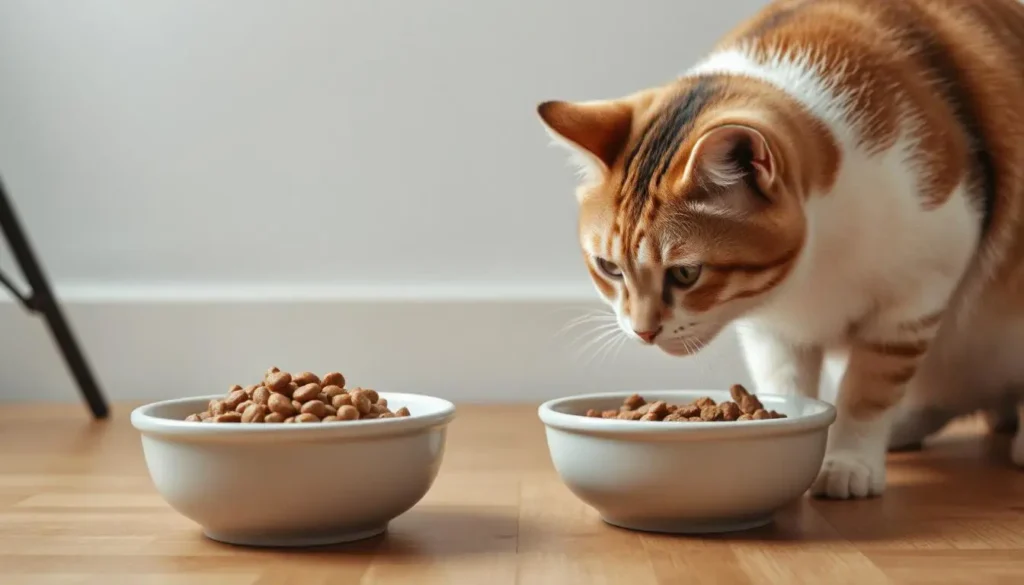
[0,0,766,405]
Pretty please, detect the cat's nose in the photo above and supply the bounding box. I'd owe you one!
[634,327,662,344]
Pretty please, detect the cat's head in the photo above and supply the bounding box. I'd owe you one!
[537,77,835,355]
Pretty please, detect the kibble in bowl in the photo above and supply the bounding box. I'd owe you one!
[183,368,412,425]
[538,388,835,535]
[130,369,455,547]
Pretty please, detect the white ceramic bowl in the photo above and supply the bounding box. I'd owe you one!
[131,392,456,547]
[538,390,835,534]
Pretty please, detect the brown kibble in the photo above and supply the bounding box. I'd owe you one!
[322,372,345,388]
[253,387,271,406]
[646,401,669,419]
[695,396,716,409]
[300,400,328,418]
[730,383,750,402]
[223,390,248,411]
[322,385,345,400]
[209,400,228,416]
[677,404,701,418]
[241,403,267,423]
[740,395,763,415]
[188,367,402,424]
[293,383,322,403]
[265,371,292,393]
[349,390,372,414]
[623,394,646,410]
[332,393,353,409]
[215,412,242,423]
[268,393,297,417]
[700,405,723,422]
[576,388,779,424]
[292,371,320,386]
[719,401,741,421]
[337,405,359,420]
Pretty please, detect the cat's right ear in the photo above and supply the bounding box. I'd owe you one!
[536,100,633,182]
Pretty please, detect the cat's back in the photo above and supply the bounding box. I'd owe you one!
[712,0,1024,303]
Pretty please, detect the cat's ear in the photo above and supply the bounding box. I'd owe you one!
[536,100,633,181]
[684,123,777,193]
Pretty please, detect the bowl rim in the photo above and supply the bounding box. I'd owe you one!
[131,392,456,442]
[537,389,835,440]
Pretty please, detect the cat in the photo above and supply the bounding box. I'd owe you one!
[536,0,1024,499]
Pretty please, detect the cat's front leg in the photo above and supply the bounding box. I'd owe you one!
[737,324,823,398]
[811,314,937,499]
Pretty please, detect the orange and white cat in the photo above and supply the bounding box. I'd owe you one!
[536,0,1024,499]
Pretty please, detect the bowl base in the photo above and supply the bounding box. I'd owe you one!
[601,514,772,535]
[203,524,388,548]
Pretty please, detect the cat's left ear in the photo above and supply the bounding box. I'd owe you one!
[536,100,633,182]
[684,123,777,193]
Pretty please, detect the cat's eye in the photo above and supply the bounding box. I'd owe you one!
[595,258,623,279]
[667,265,702,288]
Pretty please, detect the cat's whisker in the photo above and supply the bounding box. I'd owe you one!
[567,322,620,348]
[575,326,623,364]
[558,319,617,343]
[555,311,617,338]
[593,329,626,366]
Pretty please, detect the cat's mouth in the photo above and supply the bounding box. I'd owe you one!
[653,324,723,356]
[657,336,709,356]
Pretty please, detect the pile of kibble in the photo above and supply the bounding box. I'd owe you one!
[584,384,787,422]
[185,367,410,423]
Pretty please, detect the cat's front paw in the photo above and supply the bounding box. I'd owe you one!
[810,452,886,499]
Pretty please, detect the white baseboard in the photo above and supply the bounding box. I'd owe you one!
[0,284,750,406]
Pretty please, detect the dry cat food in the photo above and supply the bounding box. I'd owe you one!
[184,367,411,423]
[583,384,787,422]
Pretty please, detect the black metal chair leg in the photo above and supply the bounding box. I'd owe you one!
[0,175,109,419]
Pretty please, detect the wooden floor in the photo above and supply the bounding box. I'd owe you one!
[1,404,1023,584]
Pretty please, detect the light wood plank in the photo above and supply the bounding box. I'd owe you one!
[0,404,1021,583]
